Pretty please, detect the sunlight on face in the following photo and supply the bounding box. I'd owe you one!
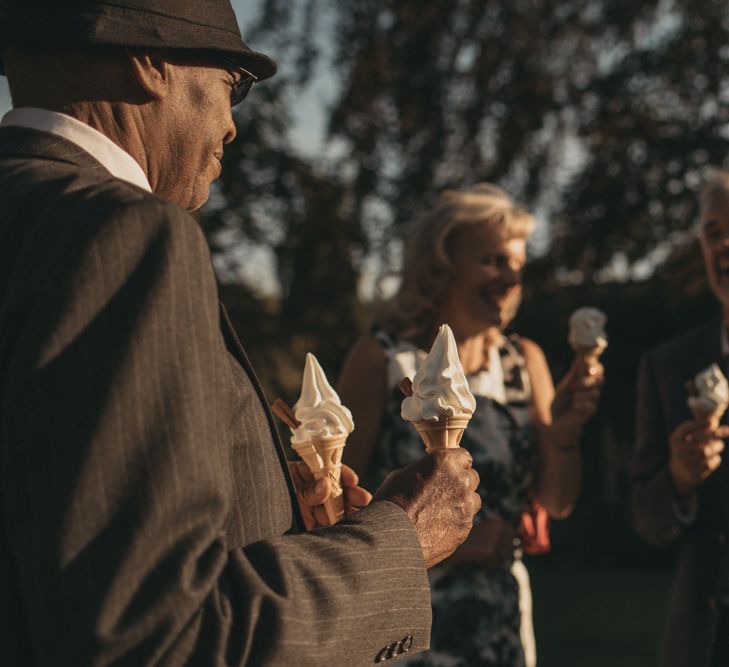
[154,60,238,210]
[699,207,729,307]
[439,221,527,335]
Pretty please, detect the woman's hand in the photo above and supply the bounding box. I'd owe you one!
[550,359,604,449]
[447,514,516,567]
[289,461,373,530]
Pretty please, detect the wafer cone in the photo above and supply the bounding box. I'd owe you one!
[413,415,471,452]
[690,405,725,430]
[574,345,604,385]
[292,434,347,526]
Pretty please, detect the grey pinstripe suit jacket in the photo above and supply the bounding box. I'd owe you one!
[0,126,431,666]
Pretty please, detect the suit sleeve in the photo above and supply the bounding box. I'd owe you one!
[2,198,431,666]
[630,352,688,547]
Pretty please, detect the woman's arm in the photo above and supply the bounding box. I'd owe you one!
[337,334,389,479]
[522,337,600,519]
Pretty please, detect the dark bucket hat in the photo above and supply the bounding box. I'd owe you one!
[0,0,276,79]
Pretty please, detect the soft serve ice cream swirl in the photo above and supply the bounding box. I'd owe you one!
[292,353,354,444]
[688,363,729,415]
[568,307,608,351]
[401,324,477,422]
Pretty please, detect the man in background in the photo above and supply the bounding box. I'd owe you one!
[632,170,729,667]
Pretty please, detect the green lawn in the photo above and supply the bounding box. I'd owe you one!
[530,567,671,667]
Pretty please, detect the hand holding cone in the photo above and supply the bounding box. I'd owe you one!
[276,354,354,526]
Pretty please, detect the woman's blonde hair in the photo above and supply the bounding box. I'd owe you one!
[378,183,536,345]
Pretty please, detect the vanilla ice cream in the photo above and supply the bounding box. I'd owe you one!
[292,353,354,444]
[401,324,476,423]
[687,363,729,417]
[568,307,608,353]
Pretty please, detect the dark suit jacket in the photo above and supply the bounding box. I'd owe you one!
[632,318,729,667]
[0,126,431,666]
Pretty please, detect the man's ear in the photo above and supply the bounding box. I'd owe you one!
[127,50,169,102]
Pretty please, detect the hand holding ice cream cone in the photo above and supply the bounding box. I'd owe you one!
[568,307,607,386]
[283,353,355,526]
[665,366,729,500]
[401,324,476,452]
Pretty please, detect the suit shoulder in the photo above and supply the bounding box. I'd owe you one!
[644,320,719,365]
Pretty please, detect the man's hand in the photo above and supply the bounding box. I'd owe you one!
[447,514,515,567]
[551,360,604,448]
[669,419,728,499]
[289,462,373,531]
[373,449,481,568]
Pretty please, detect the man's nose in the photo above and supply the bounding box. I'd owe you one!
[223,116,237,145]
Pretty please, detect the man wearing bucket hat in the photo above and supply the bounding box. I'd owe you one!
[0,1,482,665]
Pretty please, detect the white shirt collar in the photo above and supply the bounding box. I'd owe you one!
[0,107,152,192]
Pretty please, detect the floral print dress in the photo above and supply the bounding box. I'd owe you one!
[365,331,539,667]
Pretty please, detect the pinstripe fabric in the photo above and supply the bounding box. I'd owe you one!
[0,126,432,666]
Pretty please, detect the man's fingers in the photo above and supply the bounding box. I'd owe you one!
[345,485,372,509]
[299,505,317,531]
[298,477,332,507]
[288,460,316,488]
[673,420,706,441]
[312,504,330,526]
[452,447,473,468]
[464,468,480,491]
[701,440,725,457]
[340,464,360,488]
[469,491,482,516]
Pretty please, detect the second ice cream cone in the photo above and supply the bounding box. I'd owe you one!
[414,415,471,452]
[293,434,347,526]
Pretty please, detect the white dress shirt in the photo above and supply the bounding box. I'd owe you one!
[0,107,151,192]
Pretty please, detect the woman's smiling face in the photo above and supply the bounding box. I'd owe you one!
[439,221,527,335]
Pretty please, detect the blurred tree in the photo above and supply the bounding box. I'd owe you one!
[239,0,729,282]
[204,0,729,565]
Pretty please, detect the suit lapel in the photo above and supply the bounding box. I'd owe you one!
[218,303,304,531]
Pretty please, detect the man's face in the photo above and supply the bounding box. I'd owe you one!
[699,205,729,306]
[150,58,239,210]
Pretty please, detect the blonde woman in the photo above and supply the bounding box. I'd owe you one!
[338,184,603,666]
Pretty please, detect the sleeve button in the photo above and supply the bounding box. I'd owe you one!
[375,647,390,662]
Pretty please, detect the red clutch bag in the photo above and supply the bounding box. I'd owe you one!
[520,498,551,555]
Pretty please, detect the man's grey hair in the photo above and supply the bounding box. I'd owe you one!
[699,170,729,221]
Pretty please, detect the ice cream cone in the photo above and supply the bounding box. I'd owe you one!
[413,415,471,452]
[690,406,725,431]
[292,434,347,526]
[686,364,729,431]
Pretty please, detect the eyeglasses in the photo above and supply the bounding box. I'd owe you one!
[162,50,258,107]
[218,55,258,107]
